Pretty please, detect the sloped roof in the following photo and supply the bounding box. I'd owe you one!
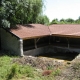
[10,24,50,39]
[49,24,80,38]
[10,24,80,39]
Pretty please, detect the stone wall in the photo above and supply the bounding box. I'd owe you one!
[1,28,24,56]
[23,46,50,56]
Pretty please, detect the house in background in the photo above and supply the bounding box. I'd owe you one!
[1,24,80,56]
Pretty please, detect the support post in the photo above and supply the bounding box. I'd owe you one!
[34,39,37,49]
[49,36,51,44]
[66,38,69,48]
[19,39,24,56]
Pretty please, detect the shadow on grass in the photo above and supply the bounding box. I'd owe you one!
[6,66,16,80]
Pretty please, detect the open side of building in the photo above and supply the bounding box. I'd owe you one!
[49,24,80,53]
[1,24,51,56]
[1,24,80,56]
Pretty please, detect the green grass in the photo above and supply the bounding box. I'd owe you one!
[0,56,12,80]
[0,56,61,80]
[0,56,36,80]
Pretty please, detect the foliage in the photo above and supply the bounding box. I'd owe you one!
[50,18,58,24]
[0,0,45,28]
[75,16,80,24]
[50,17,80,24]
[37,15,50,25]
[65,18,74,23]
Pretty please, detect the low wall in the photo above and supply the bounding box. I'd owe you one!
[23,45,80,56]
[23,46,49,56]
[52,46,80,53]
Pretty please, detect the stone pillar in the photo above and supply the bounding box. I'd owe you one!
[19,39,24,56]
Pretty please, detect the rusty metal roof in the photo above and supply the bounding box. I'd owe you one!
[10,24,50,39]
[49,24,80,38]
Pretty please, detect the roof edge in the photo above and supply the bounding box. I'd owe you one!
[1,27,20,39]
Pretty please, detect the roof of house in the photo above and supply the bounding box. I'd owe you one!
[10,24,50,39]
[49,24,80,38]
[10,24,80,39]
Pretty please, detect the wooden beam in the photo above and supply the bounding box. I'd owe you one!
[23,35,49,40]
[51,34,80,38]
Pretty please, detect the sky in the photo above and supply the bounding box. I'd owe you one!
[43,0,80,21]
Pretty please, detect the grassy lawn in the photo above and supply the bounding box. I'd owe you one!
[0,56,60,80]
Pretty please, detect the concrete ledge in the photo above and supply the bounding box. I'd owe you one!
[23,46,49,56]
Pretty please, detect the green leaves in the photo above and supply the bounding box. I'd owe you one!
[0,0,44,28]
[2,19,10,28]
[37,15,49,25]
[50,17,80,25]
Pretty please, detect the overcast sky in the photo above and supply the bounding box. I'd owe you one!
[44,0,80,21]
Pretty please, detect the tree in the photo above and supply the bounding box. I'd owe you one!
[75,16,80,24]
[50,19,59,24]
[0,0,44,28]
[59,19,66,24]
[65,18,74,24]
[37,15,49,25]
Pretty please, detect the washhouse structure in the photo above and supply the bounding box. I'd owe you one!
[49,24,80,53]
[1,24,50,56]
[1,24,80,56]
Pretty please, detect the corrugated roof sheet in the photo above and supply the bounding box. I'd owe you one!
[49,24,80,38]
[10,24,50,39]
